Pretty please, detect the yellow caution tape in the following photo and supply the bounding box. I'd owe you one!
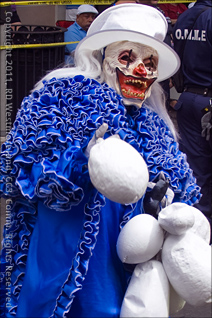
[2,0,112,6]
[0,41,79,50]
[0,0,196,7]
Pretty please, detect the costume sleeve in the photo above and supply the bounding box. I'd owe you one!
[0,75,102,211]
[132,106,201,207]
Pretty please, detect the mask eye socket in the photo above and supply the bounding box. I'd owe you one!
[118,50,135,66]
[143,55,158,72]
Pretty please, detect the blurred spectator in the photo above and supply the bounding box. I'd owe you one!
[173,0,212,231]
[158,2,187,25]
[64,5,98,65]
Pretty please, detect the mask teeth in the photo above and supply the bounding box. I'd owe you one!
[124,79,148,88]
[122,88,145,98]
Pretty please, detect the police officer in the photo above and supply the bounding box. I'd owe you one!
[173,0,212,235]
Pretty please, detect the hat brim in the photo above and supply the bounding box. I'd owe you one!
[76,29,180,82]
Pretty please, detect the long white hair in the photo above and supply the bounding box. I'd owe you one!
[34,47,177,140]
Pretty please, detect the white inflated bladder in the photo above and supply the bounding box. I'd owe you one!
[116,213,164,264]
[88,136,149,204]
[158,202,211,242]
[117,203,211,316]
[120,260,170,318]
[162,231,211,306]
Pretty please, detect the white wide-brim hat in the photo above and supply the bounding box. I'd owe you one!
[76,4,180,82]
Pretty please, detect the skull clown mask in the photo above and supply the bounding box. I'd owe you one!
[103,41,158,108]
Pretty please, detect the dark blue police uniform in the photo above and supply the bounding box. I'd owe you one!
[173,0,212,229]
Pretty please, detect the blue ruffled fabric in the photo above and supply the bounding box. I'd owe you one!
[0,75,201,317]
[0,198,37,317]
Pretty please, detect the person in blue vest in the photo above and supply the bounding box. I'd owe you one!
[64,4,98,65]
[0,4,204,318]
[173,0,212,235]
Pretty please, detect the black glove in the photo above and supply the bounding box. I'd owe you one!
[143,177,169,219]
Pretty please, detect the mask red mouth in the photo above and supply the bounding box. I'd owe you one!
[116,68,156,100]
